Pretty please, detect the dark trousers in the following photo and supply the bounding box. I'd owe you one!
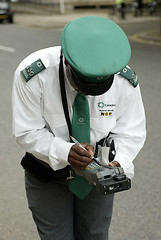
[25,171,114,240]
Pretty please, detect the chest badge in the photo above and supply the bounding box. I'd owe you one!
[98,102,116,117]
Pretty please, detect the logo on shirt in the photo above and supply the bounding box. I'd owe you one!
[98,102,105,108]
[98,102,116,108]
[98,102,116,117]
[101,112,113,116]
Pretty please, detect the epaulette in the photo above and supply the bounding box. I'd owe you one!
[20,59,46,82]
[119,67,139,87]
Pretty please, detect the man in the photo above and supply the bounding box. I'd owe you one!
[12,16,146,240]
[114,0,126,19]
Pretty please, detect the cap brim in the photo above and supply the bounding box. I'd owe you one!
[71,68,114,96]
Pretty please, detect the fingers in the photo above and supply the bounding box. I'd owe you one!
[68,143,93,169]
[82,142,94,156]
[68,157,89,169]
[109,161,121,167]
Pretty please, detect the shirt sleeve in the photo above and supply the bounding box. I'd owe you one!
[12,70,74,171]
[108,84,146,178]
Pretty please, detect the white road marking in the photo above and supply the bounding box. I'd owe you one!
[0,45,16,53]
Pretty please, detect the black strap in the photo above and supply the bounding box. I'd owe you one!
[21,153,70,182]
[59,51,72,136]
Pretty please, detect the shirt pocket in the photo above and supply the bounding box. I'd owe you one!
[90,117,116,143]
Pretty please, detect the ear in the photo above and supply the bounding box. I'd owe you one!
[64,58,68,66]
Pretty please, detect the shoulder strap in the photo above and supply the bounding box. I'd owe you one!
[21,59,46,82]
[119,67,139,87]
[59,51,72,136]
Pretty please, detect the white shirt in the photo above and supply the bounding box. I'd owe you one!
[12,46,146,179]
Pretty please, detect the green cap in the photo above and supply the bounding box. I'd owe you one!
[61,16,131,83]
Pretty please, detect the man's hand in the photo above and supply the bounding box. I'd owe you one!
[68,143,94,169]
[109,161,121,167]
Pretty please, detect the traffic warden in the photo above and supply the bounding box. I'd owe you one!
[12,16,146,240]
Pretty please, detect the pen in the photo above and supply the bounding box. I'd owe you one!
[70,136,101,166]
[70,136,87,151]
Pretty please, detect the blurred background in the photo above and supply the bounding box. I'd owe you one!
[0,0,161,239]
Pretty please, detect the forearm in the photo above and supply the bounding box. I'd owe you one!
[15,128,74,170]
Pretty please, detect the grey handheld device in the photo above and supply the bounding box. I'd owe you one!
[72,162,131,195]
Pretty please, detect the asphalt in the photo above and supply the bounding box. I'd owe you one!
[11,4,161,45]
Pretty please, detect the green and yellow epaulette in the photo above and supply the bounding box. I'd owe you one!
[119,67,139,87]
[21,59,46,82]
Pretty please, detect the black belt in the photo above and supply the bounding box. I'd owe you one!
[21,153,71,182]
